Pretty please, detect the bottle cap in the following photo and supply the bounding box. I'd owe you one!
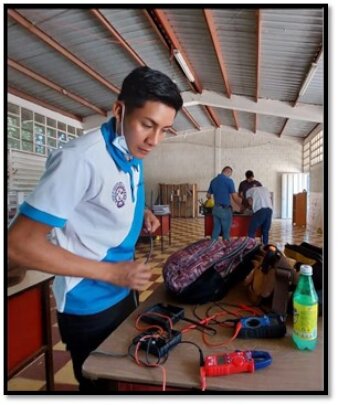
[300,264,313,276]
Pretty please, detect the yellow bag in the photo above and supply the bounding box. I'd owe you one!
[204,198,215,208]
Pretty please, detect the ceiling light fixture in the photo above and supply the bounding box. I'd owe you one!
[173,49,195,83]
[299,62,318,97]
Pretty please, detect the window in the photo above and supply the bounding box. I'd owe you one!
[303,143,310,172]
[303,130,323,170]
[7,103,83,156]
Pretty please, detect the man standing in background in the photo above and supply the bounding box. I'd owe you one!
[246,185,273,245]
[238,170,262,212]
[207,166,242,241]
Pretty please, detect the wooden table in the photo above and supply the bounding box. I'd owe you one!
[7,271,55,391]
[83,284,325,392]
[204,214,262,238]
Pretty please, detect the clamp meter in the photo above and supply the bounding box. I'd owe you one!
[203,351,255,377]
[200,350,272,390]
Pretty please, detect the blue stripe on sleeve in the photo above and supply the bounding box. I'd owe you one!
[20,202,67,228]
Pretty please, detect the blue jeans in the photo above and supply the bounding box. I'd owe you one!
[248,207,273,245]
[211,205,233,241]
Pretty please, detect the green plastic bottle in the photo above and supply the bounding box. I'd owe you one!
[292,264,318,350]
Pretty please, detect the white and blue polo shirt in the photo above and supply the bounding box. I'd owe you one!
[19,118,145,315]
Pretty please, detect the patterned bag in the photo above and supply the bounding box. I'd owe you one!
[163,237,259,304]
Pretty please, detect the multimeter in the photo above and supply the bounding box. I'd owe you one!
[200,350,272,390]
[236,314,286,338]
[203,351,255,377]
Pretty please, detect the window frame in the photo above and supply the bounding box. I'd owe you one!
[7,103,82,156]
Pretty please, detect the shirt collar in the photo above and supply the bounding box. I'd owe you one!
[101,117,141,172]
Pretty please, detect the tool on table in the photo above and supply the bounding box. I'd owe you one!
[200,350,272,390]
[140,303,217,335]
[225,313,286,338]
[133,228,154,308]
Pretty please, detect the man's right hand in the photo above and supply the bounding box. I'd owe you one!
[107,261,152,291]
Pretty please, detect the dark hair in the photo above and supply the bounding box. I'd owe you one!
[222,166,232,173]
[245,170,254,179]
[118,66,183,113]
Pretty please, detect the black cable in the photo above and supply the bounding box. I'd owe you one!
[144,232,153,265]
[205,303,233,326]
[133,231,153,308]
[179,340,205,366]
[192,304,227,328]
[128,335,169,366]
[192,305,204,321]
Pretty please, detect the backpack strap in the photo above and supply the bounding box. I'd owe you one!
[271,255,293,314]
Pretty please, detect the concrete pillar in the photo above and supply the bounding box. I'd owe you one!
[214,127,222,176]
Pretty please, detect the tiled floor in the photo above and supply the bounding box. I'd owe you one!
[7,217,323,392]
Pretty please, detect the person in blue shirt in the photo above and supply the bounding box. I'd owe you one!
[207,166,242,241]
[8,67,183,392]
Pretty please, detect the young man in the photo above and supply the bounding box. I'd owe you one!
[246,185,273,245]
[238,170,262,212]
[8,66,183,391]
[207,166,242,241]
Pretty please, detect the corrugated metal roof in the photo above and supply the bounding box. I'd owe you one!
[213,107,235,128]
[8,67,94,116]
[6,6,325,137]
[211,9,257,97]
[16,8,138,87]
[282,119,318,138]
[163,9,225,94]
[99,9,191,92]
[172,110,196,132]
[237,111,255,132]
[260,8,323,101]
[185,105,213,129]
[8,21,117,110]
[258,114,286,135]
[298,52,323,105]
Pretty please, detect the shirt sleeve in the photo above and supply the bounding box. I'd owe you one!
[246,188,254,199]
[20,148,92,227]
[207,181,213,195]
[229,179,236,194]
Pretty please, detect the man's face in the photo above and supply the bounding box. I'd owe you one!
[114,100,176,159]
[224,168,232,177]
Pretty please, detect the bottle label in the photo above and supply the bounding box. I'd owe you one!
[293,302,318,340]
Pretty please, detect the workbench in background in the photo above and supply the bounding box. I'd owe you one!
[7,271,55,391]
[204,213,262,238]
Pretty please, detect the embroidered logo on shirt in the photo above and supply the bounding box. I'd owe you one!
[112,182,127,208]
